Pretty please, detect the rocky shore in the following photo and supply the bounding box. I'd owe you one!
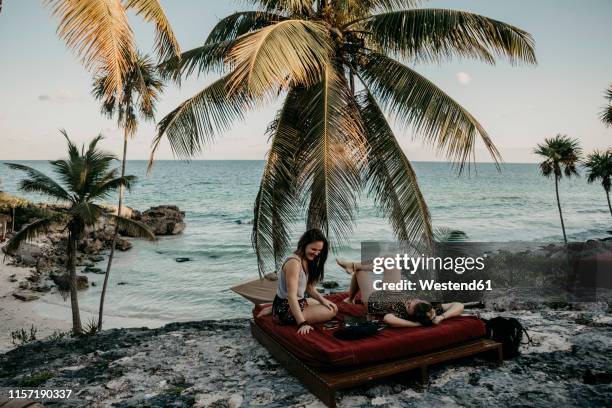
[0,305,610,407]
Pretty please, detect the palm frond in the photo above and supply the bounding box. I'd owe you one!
[206,11,283,44]
[533,134,582,179]
[357,88,433,249]
[4,163,72,202]
[149,73,254,171]
[123,0,181,61]
[107,214,156,240]
[158,40,235,82]
[584,150,612,192]
[359,9,536,65]
[226,19,332,97]
[252,89,303,276]
[358,52,502,172]
[45,0,136,98]
[297,65,367,245]
[601,86,612,127]
[70,202,106,226]
[88,175,137,201]
[4,217,56,254]
[251,0,314,15]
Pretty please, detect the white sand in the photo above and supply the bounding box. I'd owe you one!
[0,259,70,353]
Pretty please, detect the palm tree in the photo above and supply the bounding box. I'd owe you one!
[602,85,612,127]
[92,53,163,331]
[41,0,179,99]
[534,135,582,243]
[150,0,536,275]
[4,132,155,334]
[584,149,612,217]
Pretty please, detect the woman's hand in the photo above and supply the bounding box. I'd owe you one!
[432,315,445,325]
[297,324,313,335]
[322,299,338,313]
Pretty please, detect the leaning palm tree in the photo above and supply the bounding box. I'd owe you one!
[602,85,612,127]
[4,132,155,334]
[584,149,612,217]
[534,135,582,243]
[42,0,179,99]
[92,53,163,331]
[150,0,536,275]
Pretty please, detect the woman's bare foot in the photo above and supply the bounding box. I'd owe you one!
[336,258,356,275]
[256,305,272,318]
[343,297,355,304]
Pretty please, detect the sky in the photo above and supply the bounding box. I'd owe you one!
[0,0,611,162]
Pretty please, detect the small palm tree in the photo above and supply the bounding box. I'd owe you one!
[534,135,582,243]
[602,85,612,127]
[92,53,163,331]
[4,132,155,335]
[150,0,536,275]
[584,149,612,217]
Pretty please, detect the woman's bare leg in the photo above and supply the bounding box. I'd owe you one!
[302,304,336,323]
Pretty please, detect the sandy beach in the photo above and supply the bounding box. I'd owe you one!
[0,260,69,353]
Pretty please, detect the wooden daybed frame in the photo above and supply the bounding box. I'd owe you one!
[251,320,502,408]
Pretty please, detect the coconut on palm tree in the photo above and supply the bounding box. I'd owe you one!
[41,0,179,99]
[92,53,163,331]
[602,85,612,127]
[584,149,612,217]
[4,133,155,334]
[534,135,582,243]
[150,0,536,275]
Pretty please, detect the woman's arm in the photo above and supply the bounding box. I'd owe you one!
[383,313,422,328]
[306,284,338,313]
[434,302,464,324]
[284,260,308,326]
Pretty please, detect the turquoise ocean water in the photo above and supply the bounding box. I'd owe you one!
[1,160,610,322]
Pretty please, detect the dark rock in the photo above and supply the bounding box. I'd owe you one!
[89,255,105,262]
[50,272,89,291]
[321,281,339,289]
[12,291,40,301]
[117,281,128,286]
[84,265,104,274]
[583,369,612,384]
[128,205,185,236]
[175,257,192,263]
[116,238,132,251]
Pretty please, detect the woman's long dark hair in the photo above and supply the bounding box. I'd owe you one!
[296,228,329,286]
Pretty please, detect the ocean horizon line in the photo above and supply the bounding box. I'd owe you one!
[0,159,542,165]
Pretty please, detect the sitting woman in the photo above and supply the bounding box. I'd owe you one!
[337,259,464,327]
[258,229,338,334]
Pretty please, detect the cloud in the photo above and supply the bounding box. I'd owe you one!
[37,89,77,103]
[456,72,472,85]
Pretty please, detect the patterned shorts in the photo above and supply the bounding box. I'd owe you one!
[272,295,307,325]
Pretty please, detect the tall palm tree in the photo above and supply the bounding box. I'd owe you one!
[602,85,612,127]
[42,0,179,99]
[150,0,536,275]
[4,132,155,334]
[92,53,163,331]
[534,135,582,243]
[584,149,612,217]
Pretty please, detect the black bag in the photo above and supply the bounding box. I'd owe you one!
[483,316,531,359]
[333,321,382,340]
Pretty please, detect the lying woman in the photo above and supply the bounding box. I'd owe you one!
[337,259,464,327]
[258,229,338,334]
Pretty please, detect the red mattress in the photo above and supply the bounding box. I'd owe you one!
[253,292,486,368]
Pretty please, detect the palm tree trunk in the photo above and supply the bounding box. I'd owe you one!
[68,229,83,335]
[555,176,567,243]
[98,126,128,331]
[606,189,612,218]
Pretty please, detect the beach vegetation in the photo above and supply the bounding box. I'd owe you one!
[3,133,155,335]
[10,324,37,347]
[149,0,536,275]
[534,135,582,243]
[18,371,55,387]
[92,53,162,331]
[584,149,612,217]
